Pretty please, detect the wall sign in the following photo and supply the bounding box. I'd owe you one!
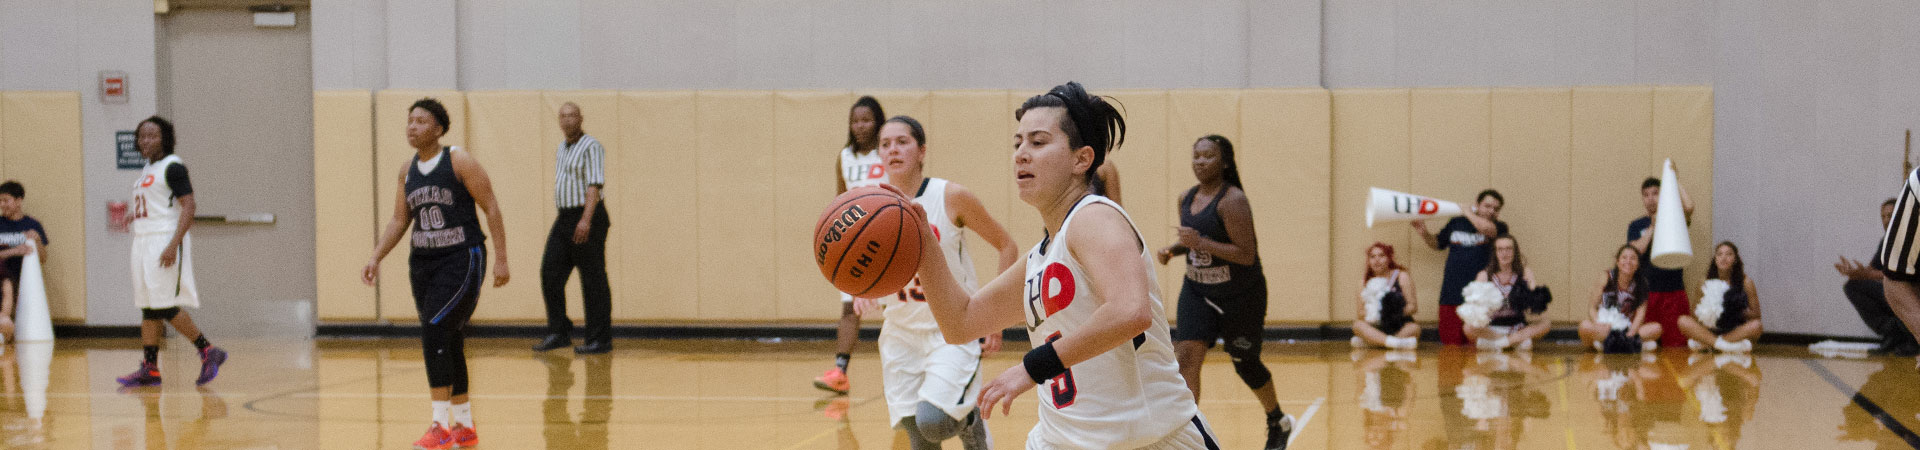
[99,70,128,104]
[116,131,143,169]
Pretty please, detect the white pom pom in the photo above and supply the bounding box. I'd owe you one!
[1362,277,1393,324]
[1458,281,1502,328]
[1696,279,1729,327]
[1456,375,1505,420]
[1694,379,1726,424]
[1595,307,1631,330]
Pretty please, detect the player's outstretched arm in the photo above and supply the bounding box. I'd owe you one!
[910,202,1026,345]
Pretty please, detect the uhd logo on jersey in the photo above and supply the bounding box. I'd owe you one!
[1025,263,1075,317]
[139,175,155,188]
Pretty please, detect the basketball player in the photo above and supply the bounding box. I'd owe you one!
[854,115,1019,450]
[115,116,227,388]
[1153,135,1292,449]
[910,82,1215,449]
[817,96,886,396]
[361,98,511,450]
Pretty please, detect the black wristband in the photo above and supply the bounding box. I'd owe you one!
[1023,342,1067,384]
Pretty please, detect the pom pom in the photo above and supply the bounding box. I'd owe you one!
[1362,277,1393,324]
[1458,281,1503,328]
[1696,279,1729,327]
[1595,307,1631,331]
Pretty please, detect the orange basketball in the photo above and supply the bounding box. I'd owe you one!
[814,186,924,298]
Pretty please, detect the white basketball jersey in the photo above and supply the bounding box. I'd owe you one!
[883,178,977,333]
[839,146,887,189]
[131,155,186,235]
[1021,195,1196,449]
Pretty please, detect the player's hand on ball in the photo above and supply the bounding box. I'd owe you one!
[851,296,881,316]
[361,261,380,286]
[978,364,1038,419]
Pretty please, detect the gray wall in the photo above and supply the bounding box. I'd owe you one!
[313,0,1326,91]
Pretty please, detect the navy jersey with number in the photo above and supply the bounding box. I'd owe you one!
[405,147,485,256]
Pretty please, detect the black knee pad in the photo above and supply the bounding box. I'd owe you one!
[141,307,180,321]
[1224,339,1272,389]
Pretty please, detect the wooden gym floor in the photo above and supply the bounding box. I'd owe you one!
[0,337,1914,449]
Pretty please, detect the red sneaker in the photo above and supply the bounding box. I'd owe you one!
[447,423,479,448]
[412,423,453,450]
[812,368,850,394]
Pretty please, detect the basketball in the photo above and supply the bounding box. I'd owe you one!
[814,186,924,298]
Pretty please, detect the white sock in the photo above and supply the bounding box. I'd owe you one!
[451,402,473,428]
[1351,336,1365,347]
[1642,340,1658,352]
[1386,336,1413,350]
[431,401,451,427]
[1715,338,1752,353]
[1516,339,1532,351]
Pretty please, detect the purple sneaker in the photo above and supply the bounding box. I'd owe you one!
[117,361,162,387]
[196,347,227,385]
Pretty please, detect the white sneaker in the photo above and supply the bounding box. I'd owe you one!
[1351,336,1365,348]
[1477,338,1510,351]
[1714,338,1752,353]
[1387,336,1417,350]
[1641,341,1658,352]
[1593,341,1606,352]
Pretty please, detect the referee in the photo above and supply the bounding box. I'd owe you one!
[535,102,613,354]
[1877,167,1920,368]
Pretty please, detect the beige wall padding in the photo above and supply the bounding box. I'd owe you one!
[313,90,376,320]
[310,86,1709,326]
[462,91,546,321]
[773,91,853,320]
[928,91,1019,296]
[617,92,700,320]
[1490,89,1575,322]
[0,92,86,320]
[1241,89,1333,322]
[1330,89,1414,322]
[1569,87,1655,316]
[694,92,777,320]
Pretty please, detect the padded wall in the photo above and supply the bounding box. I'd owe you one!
[0,92,86,320]
[308,86,1710,326]
[313,90,377,320]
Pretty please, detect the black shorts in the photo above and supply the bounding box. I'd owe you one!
[1172,278,1267,348]
[410,245,486,326]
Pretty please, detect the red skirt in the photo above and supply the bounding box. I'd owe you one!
[1645,290,1693,347]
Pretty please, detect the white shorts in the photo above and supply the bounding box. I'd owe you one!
[130,233,198,309]
[879,324,983,427]
[1027,414,1219,450]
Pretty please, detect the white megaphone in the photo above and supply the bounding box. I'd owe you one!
[1649,159,1693,269]
[1366,187,1465,228]
[12,241,52,342]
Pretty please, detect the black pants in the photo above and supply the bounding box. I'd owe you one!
[542,205,612,343]
[412,245,485,394]
[1845,279,1918,350]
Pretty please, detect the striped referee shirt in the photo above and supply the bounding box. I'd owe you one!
[554,134,606,209]
[1880,168,1920,275]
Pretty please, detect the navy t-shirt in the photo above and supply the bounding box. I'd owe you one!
[0,215,46,280]
[1436,216,1508,306]
[1626,217,1685,292]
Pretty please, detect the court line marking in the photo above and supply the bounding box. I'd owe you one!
[1803,359,1920,449]
[1288,397,1323,447]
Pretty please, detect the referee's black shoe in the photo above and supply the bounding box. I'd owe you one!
[574,341,612,355]
[532,334,571,352]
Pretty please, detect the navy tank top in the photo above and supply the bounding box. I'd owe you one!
[1179,186,1263,293]
[405,147,486,256]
